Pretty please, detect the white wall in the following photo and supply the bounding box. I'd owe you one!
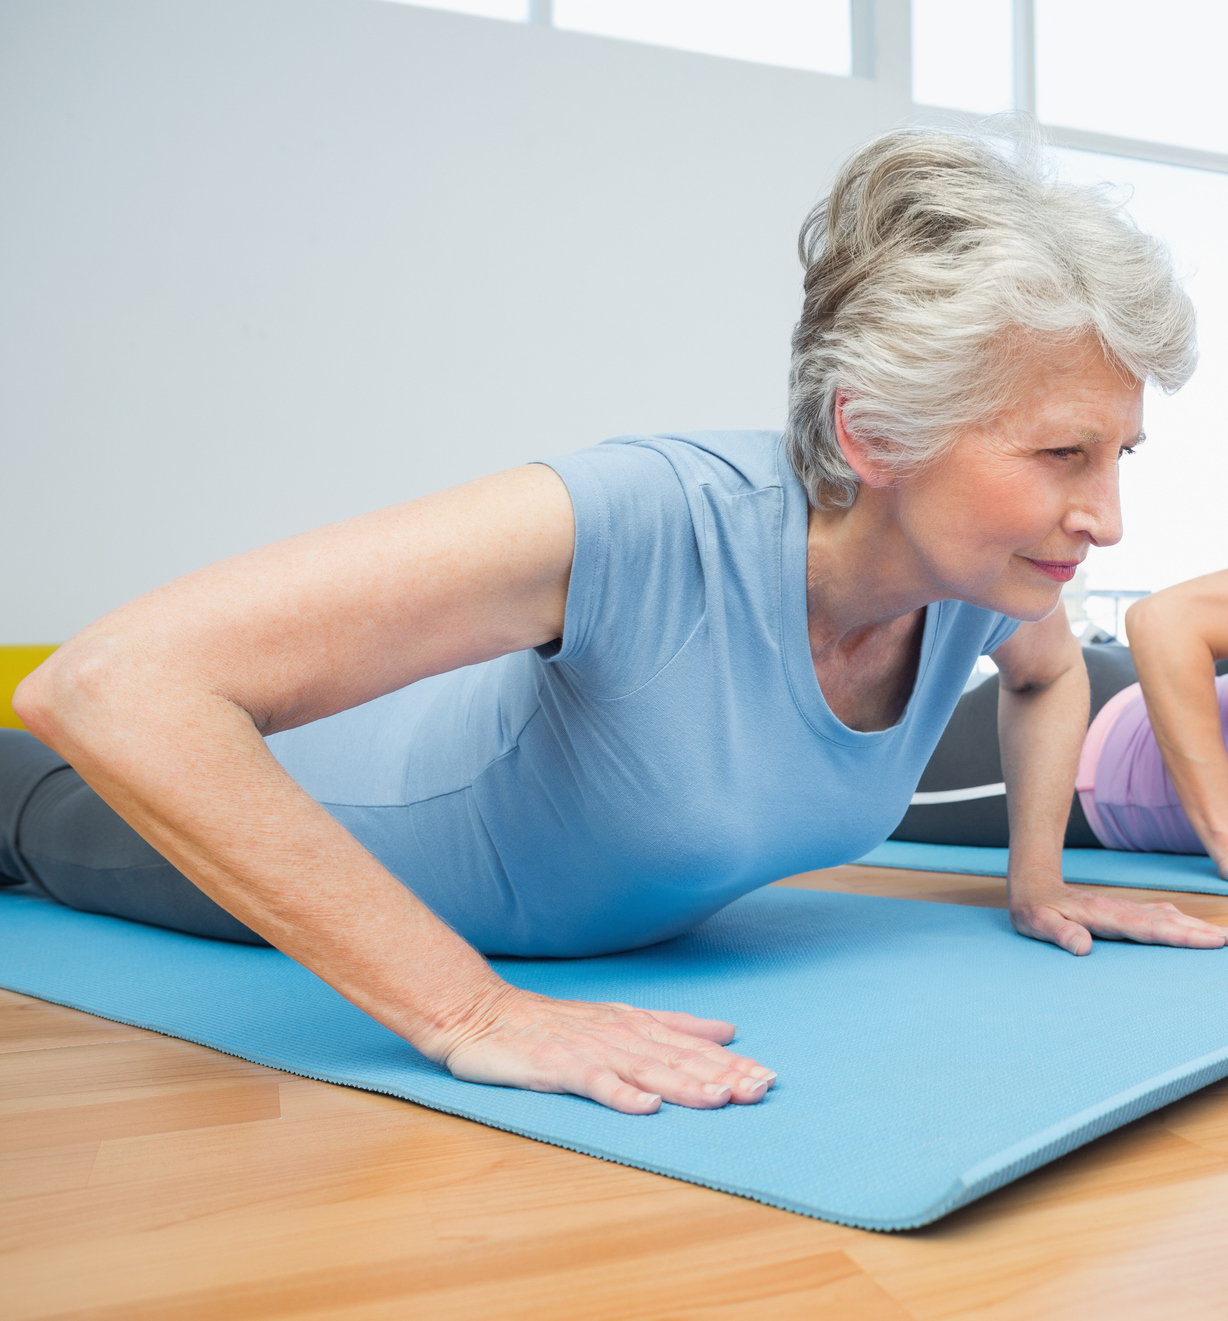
[0,0,899,642]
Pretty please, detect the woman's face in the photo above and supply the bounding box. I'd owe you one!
[893,341,1143,623]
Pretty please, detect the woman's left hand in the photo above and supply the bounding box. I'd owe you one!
[1009,881,1228,956]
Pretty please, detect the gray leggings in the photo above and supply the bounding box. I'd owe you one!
[0,728,267,944]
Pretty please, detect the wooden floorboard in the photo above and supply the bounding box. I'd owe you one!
[3,865,1228,1319]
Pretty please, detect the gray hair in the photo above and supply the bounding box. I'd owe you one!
[786,128,1197,508]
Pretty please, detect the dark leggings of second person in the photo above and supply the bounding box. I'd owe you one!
[891,643,1140,849]
[0,728,268,944]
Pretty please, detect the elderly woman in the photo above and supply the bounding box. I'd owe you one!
[4,130,1225,1116]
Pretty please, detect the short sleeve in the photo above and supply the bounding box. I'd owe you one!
[982,612,1023,655]
[535,440,706,698]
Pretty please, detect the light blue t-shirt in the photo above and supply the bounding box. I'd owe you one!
[268,432,1019,957]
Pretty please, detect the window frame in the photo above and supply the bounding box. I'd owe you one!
[522,0,1228,175]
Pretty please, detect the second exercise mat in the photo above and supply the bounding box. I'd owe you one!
[859,840,1228,895]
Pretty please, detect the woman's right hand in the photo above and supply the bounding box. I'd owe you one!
[434,984,777,1114]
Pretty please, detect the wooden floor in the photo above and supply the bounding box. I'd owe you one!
[6,866,1228,1320]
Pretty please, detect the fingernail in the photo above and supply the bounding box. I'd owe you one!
[703,1083,733,1098]
[743,1078,770,1097]
[640,1093,661,1105]
[748,1068,777,1081]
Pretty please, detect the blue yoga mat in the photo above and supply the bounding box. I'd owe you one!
[860,840,1228,895]
[4,887,1228,1231]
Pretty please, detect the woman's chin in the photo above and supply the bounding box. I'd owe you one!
[953,576,1065,624]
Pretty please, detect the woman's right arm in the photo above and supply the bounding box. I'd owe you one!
[1127,571,1228,875]
[14,463,774,1112]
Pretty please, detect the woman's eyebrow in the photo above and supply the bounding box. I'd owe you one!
[1075,429,1146,446]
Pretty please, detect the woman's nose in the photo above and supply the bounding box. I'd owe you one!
[1065,464,1124,548]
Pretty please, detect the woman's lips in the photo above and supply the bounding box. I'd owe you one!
[1024,558,1079,583]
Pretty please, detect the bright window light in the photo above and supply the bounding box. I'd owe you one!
[552,0,851,77]
[911,0,1013,114]
[381,0,529,20]
[1053,150,1228,602]
[1037,0,1228,154]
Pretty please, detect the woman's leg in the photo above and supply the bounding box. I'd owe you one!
[890,643,1139,848]
[0,728,268,944]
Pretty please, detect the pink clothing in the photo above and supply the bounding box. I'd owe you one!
[1077,676,1228,853]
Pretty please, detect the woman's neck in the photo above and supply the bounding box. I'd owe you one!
[805,489,935,732]
[805,486,936,639]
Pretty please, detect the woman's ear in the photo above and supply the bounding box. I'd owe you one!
[834,391,894,489]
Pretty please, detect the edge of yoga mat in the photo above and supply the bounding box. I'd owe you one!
[858,840,1228,895]
[5,890,1228,1232]
[11,972,1228,1232]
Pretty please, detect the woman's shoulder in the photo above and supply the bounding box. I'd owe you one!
[535,432,790,689]
[586,430,788,497]
[544,431,787,504]
[540,430,792,560]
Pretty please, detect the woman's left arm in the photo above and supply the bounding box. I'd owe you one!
[994,610,1227,955]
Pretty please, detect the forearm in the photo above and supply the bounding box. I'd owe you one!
[998,659,1088,896]
[1129,592,1228,863]
[17,661,503,1061]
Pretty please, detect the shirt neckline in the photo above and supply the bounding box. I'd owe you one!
[775,441,939,748]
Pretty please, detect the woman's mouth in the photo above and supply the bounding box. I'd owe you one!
[1023,558,1079,583]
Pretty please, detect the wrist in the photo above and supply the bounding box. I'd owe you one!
[1006,861,1066,905]
[410,968,523,1065]
[1197,824,1228,860]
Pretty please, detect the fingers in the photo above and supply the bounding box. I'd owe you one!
[520,1050,765,1115]
[1012,890,1228,954]
[445,995,777,1115]
[640,1042,776,1104]
[1011,903,1092,955]
[1051,915,1093,956]
[1061,891,1227,947]
[1090,904,1227,949]
[583,1072,663,1115]
[604,1005,773,1101]
[634,1018,777,1102]
[573,1051,770,1111]
[608,1053,761,1109]
[639,1008,737,1045]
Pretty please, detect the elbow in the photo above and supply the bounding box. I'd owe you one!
[12,640,122,751]
[1123,595,1155,642]
[12,665,58,741]
[1125,591,1184,657]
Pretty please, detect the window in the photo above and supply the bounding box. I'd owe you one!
[1037,0,1228,155]
[551,0,851,76]
[911,0,1012,114]
[386,0,529,20]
